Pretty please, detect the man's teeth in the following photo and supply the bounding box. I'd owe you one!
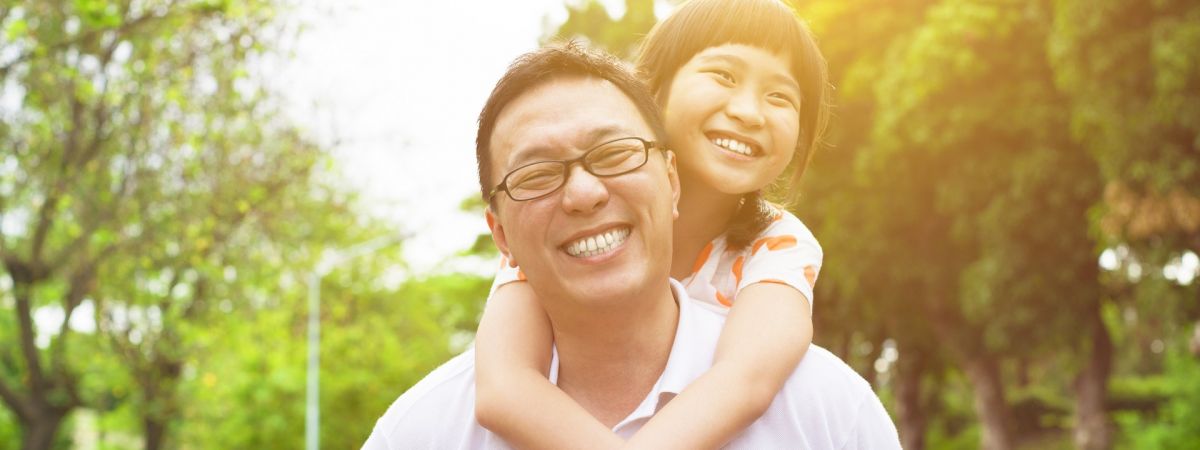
[565,228,631,257]
[713,137,754,156]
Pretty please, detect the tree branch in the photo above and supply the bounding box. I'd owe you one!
[12,282,45,397]
[70,37,120,169]
[30,182,65,267]
[0,8,180,78]
[0,375,30,423]
[0,7,12,29]
[50,261,97,378]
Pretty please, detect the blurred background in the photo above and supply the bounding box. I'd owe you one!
[1,0,1197,449]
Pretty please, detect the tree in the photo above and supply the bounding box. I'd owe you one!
[1049,1,1200,447]
[812,1,1105,448]
[545,0,662,58]
[0,0,329,447]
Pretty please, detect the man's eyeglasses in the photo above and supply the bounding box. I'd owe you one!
[488,137,659,202]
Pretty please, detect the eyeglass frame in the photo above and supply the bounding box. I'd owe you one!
[487,137,661,203]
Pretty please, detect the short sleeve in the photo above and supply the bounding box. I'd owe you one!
[488,255,527,297]
[838,394,902,450]
[734,210,823,310]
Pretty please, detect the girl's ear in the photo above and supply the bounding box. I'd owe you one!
[664,150,681,220]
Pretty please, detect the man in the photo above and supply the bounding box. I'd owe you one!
[363,43,900,449]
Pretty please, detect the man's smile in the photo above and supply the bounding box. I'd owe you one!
[562,225,632,258]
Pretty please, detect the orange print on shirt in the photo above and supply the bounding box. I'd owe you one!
[751,235,797,255]
[804,265,817,288]
[716,290,733,307]
[732,256,745,286]
[691,242,714,275]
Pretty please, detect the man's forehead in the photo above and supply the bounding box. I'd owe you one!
[490,77,650,167]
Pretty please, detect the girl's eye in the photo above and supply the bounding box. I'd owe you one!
[768,92,798,108]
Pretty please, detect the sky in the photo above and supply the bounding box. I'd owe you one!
[275,0,652,273]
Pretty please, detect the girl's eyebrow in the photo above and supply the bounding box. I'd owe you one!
[699,53,801,93]
[769,73,802,95]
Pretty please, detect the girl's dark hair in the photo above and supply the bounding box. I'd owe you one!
[635,0,830,250]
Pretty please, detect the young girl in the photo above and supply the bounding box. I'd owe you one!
[475,0,829,447]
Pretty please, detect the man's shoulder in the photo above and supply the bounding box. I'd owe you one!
[790,346,873,394]
[765,345,900,448]
[364,349,506,450]
[385,349,475,411]
[684,301,898,448]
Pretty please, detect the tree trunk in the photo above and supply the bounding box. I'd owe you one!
[962,356,1014,450]
[1073,307,1113,450]
[1189,320,1200,358]
[20,408,66,450]
[927,300,1014,450]
[144,416,167,450]
[894,350,927,450]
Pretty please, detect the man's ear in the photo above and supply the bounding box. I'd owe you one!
[485,206,518,267]
[664,150,681,220]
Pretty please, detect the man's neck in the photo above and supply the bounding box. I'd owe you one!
[549,281,680,428]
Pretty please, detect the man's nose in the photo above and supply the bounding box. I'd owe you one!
[725,89,765,128]
[560,164,609,215]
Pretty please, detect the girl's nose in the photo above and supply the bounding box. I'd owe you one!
[725,89,765,128]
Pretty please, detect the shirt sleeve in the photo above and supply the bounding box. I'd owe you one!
[839,393,902,450]
[360,427,390,450]
[734,210,823,310]
[488,255,527,297]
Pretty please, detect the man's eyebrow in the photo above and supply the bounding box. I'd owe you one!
[508,125,632,165]
[508,145,557,167]
[582,125,629,145]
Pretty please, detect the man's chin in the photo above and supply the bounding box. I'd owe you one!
[562,270,654,307]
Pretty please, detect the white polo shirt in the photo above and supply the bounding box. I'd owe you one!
[363,280,900,449]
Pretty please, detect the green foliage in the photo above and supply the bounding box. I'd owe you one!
[318,273,488,449]
[1115,348,1200,448]
[0,0,489,448]
[0,406,17,450]
[545,0,662,58]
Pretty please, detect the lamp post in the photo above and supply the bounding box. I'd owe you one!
[305,235,402,450]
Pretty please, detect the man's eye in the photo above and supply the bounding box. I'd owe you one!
[591,147,635,166]
[513,170,560,188]
[707,69,735,84]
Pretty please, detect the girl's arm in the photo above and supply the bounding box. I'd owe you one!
[624,282,813,449]
[474,280,624,449]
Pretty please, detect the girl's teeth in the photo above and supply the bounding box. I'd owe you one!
[712,137,753,156]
